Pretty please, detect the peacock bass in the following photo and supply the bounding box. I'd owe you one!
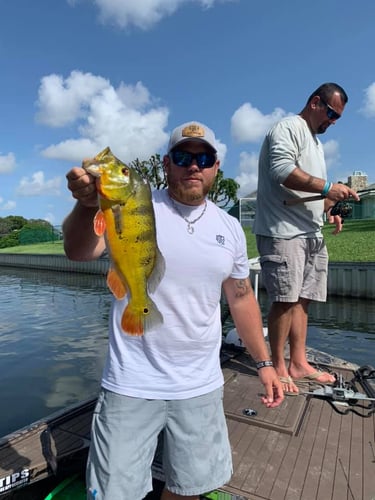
[83,147,165,336]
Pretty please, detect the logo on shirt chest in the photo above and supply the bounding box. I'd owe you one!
[216,234,225,246]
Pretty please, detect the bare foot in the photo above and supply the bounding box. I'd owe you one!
[279,375,299,395]
[291,368,336,384]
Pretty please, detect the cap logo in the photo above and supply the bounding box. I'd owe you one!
[181,124,205,138]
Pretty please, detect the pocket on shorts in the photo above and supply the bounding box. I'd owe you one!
[93,389,105,415]
[260,254,289,296]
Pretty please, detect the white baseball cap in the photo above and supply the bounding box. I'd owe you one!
[167,121,217,153]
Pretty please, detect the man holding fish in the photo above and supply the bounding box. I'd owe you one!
[63,121,283,500]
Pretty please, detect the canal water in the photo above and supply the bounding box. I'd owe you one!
[0,266,374,438]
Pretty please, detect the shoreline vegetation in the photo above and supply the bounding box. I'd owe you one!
[0,219,374,262]
[246,219,374,262]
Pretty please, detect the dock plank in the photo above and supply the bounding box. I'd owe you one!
[220,351,375,500]
[363,407,375,500]
[349,407,364,499]
[243,431,289,499]
[315,407,340,499]
[332,410,353,500]
[285,398,322,500]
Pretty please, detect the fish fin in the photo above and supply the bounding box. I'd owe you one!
[107,268,127,299]
[147,248,166,294]
[93,211,106,236]
[121,298,163,336]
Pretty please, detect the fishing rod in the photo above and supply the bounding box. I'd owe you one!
[283,194,325,206]
[283,196,354,220]
[283,188,373,220]
[283,187,373,206]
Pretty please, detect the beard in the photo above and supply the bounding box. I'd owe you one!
[316,121,330,134]
[167,177,212,205]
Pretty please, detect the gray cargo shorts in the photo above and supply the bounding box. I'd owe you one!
[86,387,232,499]
[256,235,328,303]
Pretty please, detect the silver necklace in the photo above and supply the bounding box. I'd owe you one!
[169,195,207,234]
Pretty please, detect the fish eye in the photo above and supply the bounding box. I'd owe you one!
[121,167,129,176]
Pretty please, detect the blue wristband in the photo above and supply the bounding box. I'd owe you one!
[321,181,332,196]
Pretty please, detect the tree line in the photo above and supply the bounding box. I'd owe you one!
[0,155,239,249]
[0,216,60,249]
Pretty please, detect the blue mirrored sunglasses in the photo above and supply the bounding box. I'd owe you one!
[319,97,341,121]
[170,150,217,168]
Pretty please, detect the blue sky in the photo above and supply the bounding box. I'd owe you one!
[1,0,375,225]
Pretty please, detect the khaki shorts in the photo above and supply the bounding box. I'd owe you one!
[86,387,232,499]
[256,236,328,303]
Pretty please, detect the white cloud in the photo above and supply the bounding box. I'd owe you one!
[231,103,287,143]
[16,171,62,197]
[0,199,16,211]
[117,81,152,109]
[360,82,375,117]
[43,212,56,224]
[36,71,110,127]
[36,71,170,163]
[81,0,231,31]
[234,151,259,197]
[216,141,227,165]
[0,152,16,174]
[322,139,340,168]
[42,138,101,162]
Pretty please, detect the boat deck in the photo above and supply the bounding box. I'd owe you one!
[220,347,375,500]
[0,399,94,498]
[1,347,374,499]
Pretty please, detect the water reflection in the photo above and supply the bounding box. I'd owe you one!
[0,267,111,437]
[249,290,375,367]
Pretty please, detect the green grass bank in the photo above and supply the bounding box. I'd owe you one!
[0,241,65,255]
[0,219,374,262]
[244,219,375,262]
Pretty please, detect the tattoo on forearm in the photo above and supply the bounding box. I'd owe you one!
[234,279,251,298]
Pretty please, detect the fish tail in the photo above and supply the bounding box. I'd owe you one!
[121,298,163,336]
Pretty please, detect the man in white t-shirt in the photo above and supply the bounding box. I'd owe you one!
[63,121,284,500]
[253,83,359,396]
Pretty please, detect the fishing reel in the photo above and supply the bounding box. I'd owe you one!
[329,200,353,220]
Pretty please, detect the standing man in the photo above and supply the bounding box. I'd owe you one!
[63,121,284,500]
[253,83,360,395]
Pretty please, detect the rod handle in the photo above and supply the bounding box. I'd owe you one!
[283,195,325,206]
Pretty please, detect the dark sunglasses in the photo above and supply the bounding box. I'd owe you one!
[170,150,217,168]
[319,97,341,121]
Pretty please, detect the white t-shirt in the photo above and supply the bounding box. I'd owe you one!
[253,115,327,239]
[101,189,249,399]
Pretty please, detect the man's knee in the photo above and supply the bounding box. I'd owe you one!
[270,301,295,313]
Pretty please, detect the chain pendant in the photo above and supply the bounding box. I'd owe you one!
[168,194,207,234]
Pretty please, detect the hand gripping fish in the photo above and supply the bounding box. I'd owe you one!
[83,147,165,336]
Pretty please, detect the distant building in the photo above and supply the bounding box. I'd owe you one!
[346,172,374,219]
[348,171,368,191]
[228,193,257,227]
[351,182,375,219]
